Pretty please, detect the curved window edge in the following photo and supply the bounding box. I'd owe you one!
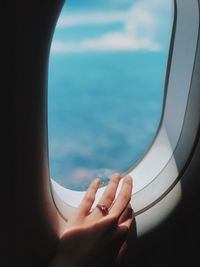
[50,0,200,230]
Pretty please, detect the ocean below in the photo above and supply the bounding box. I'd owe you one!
[48,51,167,190]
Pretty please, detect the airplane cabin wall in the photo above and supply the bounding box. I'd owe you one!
[11,1,200,266]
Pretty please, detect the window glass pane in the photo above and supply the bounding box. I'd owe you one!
[48,0,173,191]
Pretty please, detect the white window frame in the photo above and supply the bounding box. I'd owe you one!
[50,0,200,230]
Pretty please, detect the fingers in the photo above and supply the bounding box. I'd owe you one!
[114,206,134,240]
[109,175,133,218]
[118,204,133,225]
[112,209,134,266]
[104,224,130,266]
[116,241,128,265]
[76,179,100,216]
[77,173,132,224]
[91,173,121,218]
[116,209,135,265]
[100,205,134,243]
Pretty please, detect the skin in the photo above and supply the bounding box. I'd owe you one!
[49,173,134,267]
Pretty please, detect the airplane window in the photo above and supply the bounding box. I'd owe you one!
[48,0,173,191]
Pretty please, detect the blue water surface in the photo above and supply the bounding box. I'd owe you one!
[48,52,167,190]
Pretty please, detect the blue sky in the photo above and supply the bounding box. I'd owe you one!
[51,0,172,54]
[48,0,173,190]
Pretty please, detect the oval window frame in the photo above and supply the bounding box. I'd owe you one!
[49,0,200,223]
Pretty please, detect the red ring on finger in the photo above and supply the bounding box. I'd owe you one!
[96,204,109,216]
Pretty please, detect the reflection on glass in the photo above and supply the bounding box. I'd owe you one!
[48,0,172,190]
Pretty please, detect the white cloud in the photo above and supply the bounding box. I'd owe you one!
[57,11,127,27]
[51,0,170,53]
[52,32,160,53]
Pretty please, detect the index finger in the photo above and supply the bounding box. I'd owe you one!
[109,175,133,218]
[76,179,100,217]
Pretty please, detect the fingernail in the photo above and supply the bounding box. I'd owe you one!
[124,175,132,183]
[92,179,100,187]
[112,173,121,179]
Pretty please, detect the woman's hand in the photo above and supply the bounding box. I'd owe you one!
[49,174,134,267]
